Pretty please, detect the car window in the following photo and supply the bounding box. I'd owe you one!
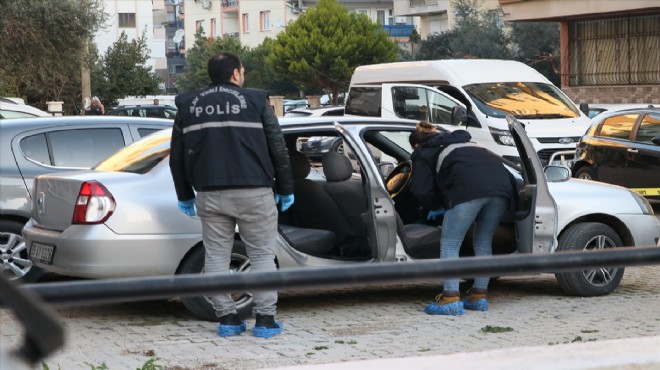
[391,86,429,121]
[0,110,39,119]
[95,129,170,174]
[598,114,637,140]
[464,82,580,119]
[138,128,163,137]
[635,113,660,143]
[49,128,125,167]
[19,134,50,165]
[345,86,381,117]
[427,89,458,124]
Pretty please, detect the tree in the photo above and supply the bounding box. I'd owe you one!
[267,0,399,104]
[91,31,162,107]
[510,22,560,85]
[0,0,107,113]
[175,30,250,93]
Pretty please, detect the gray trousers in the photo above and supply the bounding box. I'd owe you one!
[196,187,278,317]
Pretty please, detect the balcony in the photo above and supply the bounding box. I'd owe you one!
[383,24,415,38]
[222,0,238,8]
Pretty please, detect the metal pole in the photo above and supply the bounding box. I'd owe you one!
[16,246,660,306]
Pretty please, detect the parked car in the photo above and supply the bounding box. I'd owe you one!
[579,103,656,119]
[0,116,173,281]
[0,99,52,119]
[107,104,177,119]
[283,99,309,114]
[284,105,344,118]
[287,106,346,157]
[23,114,660,321]
[572,107,660,199]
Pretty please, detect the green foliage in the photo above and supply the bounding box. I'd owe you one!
[0,0,107,113]
[175,30,249,93]
[510,22,560,85]
[137,357,163,370]
[267,0,398,104]
[91,31,162,108]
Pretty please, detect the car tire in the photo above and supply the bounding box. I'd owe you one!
[0,219,43,282]
[575,166,598,181]
[331,139,344,155]
[554,222,624,297]
[177,241,253,321]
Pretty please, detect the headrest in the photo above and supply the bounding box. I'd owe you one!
[322,152,353,182]
[289,150,311,179]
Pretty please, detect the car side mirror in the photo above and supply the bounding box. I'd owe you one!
[544,165,571,182]
[451,106,468,125]
[651,136,660,146]
[579,102,590,116]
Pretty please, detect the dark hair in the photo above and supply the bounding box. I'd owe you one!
[409,121,439,148]
[208,52,242,84]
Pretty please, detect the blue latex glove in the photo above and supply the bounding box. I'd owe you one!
[275,193,295,212]
[427,208,445,221]
[178,199,196,217]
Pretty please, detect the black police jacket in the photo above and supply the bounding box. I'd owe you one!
[169,83,294,201]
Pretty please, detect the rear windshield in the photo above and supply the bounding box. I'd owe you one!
[464,82,580,119]
[94,129,171,174]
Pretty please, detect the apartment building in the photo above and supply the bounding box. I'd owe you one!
[182,0,417,49]
[499,0,660,104]
[393,0,500,37]
[94,0,169,88]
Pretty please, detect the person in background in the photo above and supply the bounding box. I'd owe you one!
[169,52,294,338]
[153,98,159,105]
[85,97,104,115]
[408,121,516,316]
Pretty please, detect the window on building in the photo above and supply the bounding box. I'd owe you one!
[242,13,249,33]
[569,14,660,86]
[353,9,369,18]
[196,20,205,35]
[388,9,395,25]
[260,11,271,31]
[118,13,136,28]
[210,18,217,38]
[377,10,386,25]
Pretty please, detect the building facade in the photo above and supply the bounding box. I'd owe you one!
[499,0,660,104]
[393,0,500,37]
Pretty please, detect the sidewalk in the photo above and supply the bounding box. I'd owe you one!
[276,335,660,370]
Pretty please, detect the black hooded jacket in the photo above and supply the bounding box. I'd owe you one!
[409,130,515,210]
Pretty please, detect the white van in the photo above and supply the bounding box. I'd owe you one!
[346,60,592,166]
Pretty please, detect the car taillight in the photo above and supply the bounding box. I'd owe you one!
[72,181,116,224]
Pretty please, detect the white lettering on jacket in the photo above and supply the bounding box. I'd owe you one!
[189,86,248,118]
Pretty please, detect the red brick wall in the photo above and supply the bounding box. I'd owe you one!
[562,85,660,105]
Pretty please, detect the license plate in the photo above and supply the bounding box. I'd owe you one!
[29,242,55,265]
[552,160,574,168]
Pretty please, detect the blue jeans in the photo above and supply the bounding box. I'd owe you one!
[440,196,509,292]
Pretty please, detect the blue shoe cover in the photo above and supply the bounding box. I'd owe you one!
[218,321,247,337]
[463,298,488,311]
[424,301,464,315]
[253,322,283,338]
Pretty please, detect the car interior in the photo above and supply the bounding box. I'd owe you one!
[277,128,520,262]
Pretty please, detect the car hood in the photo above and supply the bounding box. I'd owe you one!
[549,178,644,229]
[498,116,590,139]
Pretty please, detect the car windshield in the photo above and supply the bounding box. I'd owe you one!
[94,129,171,174]
[464,82,580,119]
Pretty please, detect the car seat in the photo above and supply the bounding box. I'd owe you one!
[282,151,356,253]
[395,213,442,259]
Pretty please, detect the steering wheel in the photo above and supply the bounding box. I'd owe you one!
[385,160,413,198]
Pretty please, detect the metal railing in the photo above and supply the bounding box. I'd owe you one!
[568,14,660,86]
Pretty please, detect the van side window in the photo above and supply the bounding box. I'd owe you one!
[427,90,458,124]
[391,86,429,121]
[345,87,381,117]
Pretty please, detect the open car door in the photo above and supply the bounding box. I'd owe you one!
[334,122,398,261]
[507,115,558,254]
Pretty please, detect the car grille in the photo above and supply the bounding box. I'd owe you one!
[537,137,581,144]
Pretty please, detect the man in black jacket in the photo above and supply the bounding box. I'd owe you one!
[409,121,515,316]
[170,53,294,338]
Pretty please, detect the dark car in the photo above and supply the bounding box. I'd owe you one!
[0,116,173,281]
[108,104,177,119]
[572,107,660,199]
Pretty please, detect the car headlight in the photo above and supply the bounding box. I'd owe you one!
[489,127,515,146]
[630,190,654,215]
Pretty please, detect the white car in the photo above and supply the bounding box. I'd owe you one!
[23,113,660,321]
[0,100,51,119]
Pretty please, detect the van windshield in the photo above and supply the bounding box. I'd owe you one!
[464,82,580,119]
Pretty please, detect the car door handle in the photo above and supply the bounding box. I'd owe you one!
[627,148,639,153]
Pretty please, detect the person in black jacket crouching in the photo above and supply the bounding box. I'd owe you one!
[409,121,515,316]
[170,52,294,338]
